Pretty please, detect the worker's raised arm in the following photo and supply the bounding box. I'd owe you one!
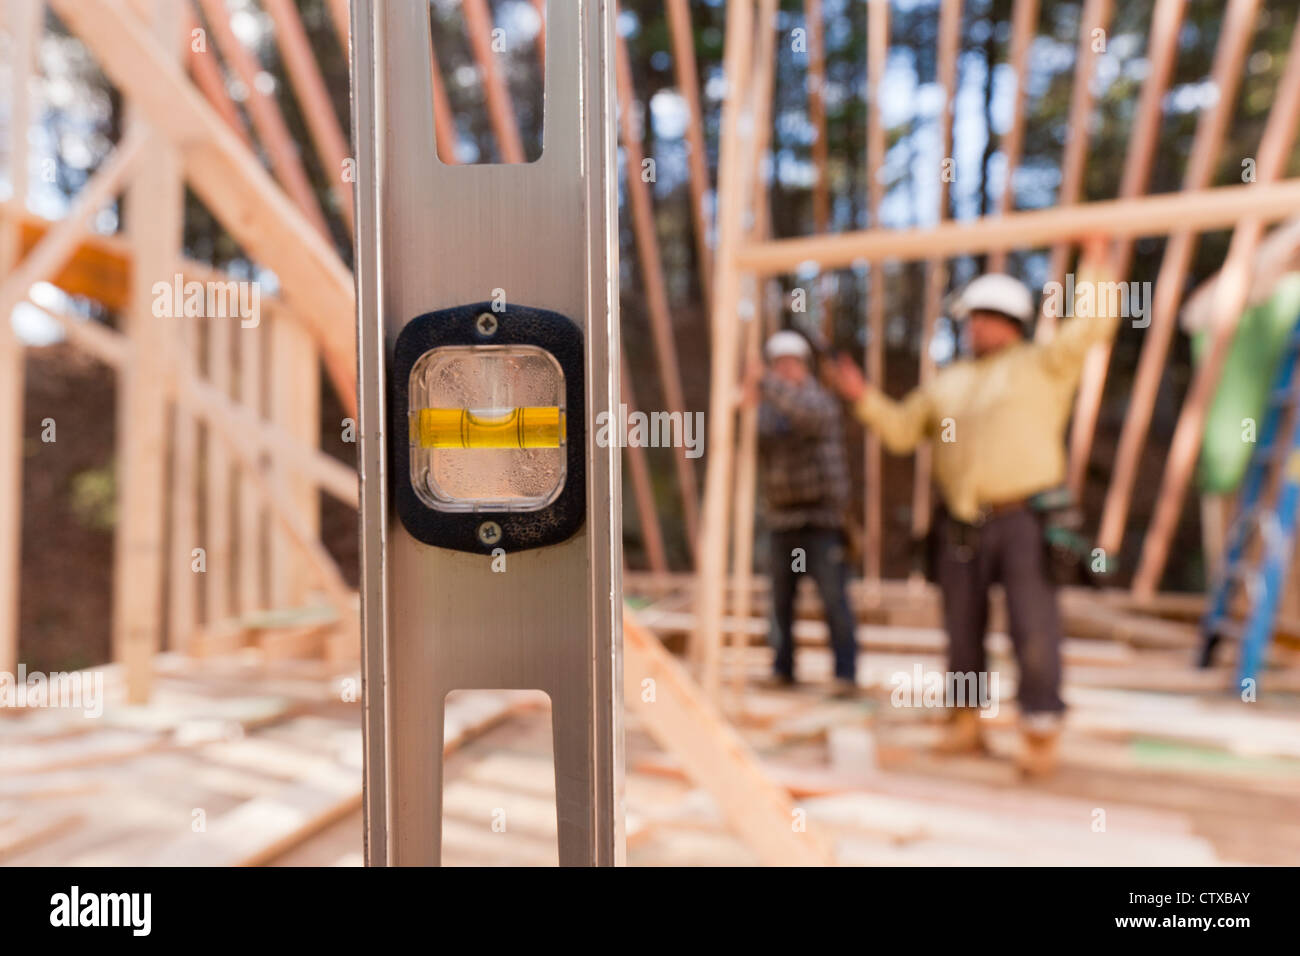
[831,354,931,452]
[832,354,932,452]
[854,386,933,453]
[1039,304,1121,381]
[759,374,840,436]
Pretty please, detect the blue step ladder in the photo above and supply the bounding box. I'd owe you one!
[1200,321,1300,688]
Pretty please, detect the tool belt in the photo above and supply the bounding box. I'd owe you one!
[1029,487,1116,587]
[916,489,1113,587]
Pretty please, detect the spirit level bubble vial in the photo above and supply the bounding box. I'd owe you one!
[350,0,624,866]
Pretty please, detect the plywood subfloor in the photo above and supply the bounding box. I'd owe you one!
[4,643,1299,866]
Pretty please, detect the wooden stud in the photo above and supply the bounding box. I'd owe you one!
[1096,0,1261,557]
[620,351,669,574]
[325,0,348,57]
[1132,13,1300,597]
[694,0,758,699]
[168,312,199,653]
[665,0,714,307]
[1037,0,1112,341]
[263,0,355,229]
[985,0,1039,272]
[49,0,358,416]
[112,0,185,704]
[268,315,321,609]
[462,0,525,164]
[615,26,700,553]
[429,35,461,165]
[184,9,253,148]
[1064,0,1186,498]
[805,0,831,337]
[0,0,40,679]
[1063,235,1114,496]
[195,0,332,239]
[728,0,780,697]
[236,321,264,616]
[911,0,962,545]
[205,313,234,626]
[862,0,888,590]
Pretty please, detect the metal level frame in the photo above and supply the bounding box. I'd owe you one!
[351,0,624,866]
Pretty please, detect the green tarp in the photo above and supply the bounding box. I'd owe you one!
[1196,273,1300,494]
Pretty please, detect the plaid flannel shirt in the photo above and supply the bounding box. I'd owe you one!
[758,374,850,532]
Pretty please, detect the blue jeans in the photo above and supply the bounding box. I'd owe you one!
[769,526,857,681]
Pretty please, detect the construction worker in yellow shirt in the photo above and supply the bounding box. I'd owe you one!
[832,273,1119,777]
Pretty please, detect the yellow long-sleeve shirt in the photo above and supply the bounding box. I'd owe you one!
[854,309,1120,523]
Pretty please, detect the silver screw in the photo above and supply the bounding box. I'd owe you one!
[477,521,502,546]
[476,312,498,337]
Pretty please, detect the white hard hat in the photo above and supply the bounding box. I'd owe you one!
[954,273,1035,326]
[765,330,812,361]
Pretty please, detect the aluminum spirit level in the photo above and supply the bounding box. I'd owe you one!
[350,0,623,866]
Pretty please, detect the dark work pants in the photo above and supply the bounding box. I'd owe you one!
[936,508,1065,716]
[769,526,857,681]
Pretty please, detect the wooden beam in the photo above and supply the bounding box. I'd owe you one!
[263,0,355,229]
[1064,236,1114,495]
[1064,0,1186,499]
[1107,0,1186,280]
[112,0,185,705]
[695,0,758,699]
[615,24,700,553]
[268,315,322,607]
[620,351,668,574]
[734,177,1300,275]
[911,0,961,545]
[21,298,354,507]
[624,612,834,865]
[0,204,313,323]
[1037,0,1112,341]
[665,0,714,307]
[20,297,128,366]
[986,0,1039,272]
[183,2,327,614]
[325,0,348,55]
[195,0,332,239]
[728,0,779,696]
[184,8,252,148]
[805,0,828,238]
[236,322,265,615]
[165,323,353,623]
[0,129,147,320]
[0,0,41,679]
[168,313,199,653]
[49,0,358,416]
[529,0,545,66]
[111,0,185,702]
[429,35,460,165]
[862,0,888,590]
[1095,0,1260,556]
[462,0,525,164]
[1132,13,1300,597]
[205,314,234,627]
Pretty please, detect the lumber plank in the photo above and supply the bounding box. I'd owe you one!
[48,0,358,414]
[734,178,1300,275]
[113,0,186,703]
[624,612,834,865]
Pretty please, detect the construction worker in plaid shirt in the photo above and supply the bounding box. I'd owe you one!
[743,330,857,698]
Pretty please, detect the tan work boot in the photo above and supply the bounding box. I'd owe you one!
[1017,723,1062,779]
[933,707,987,755]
